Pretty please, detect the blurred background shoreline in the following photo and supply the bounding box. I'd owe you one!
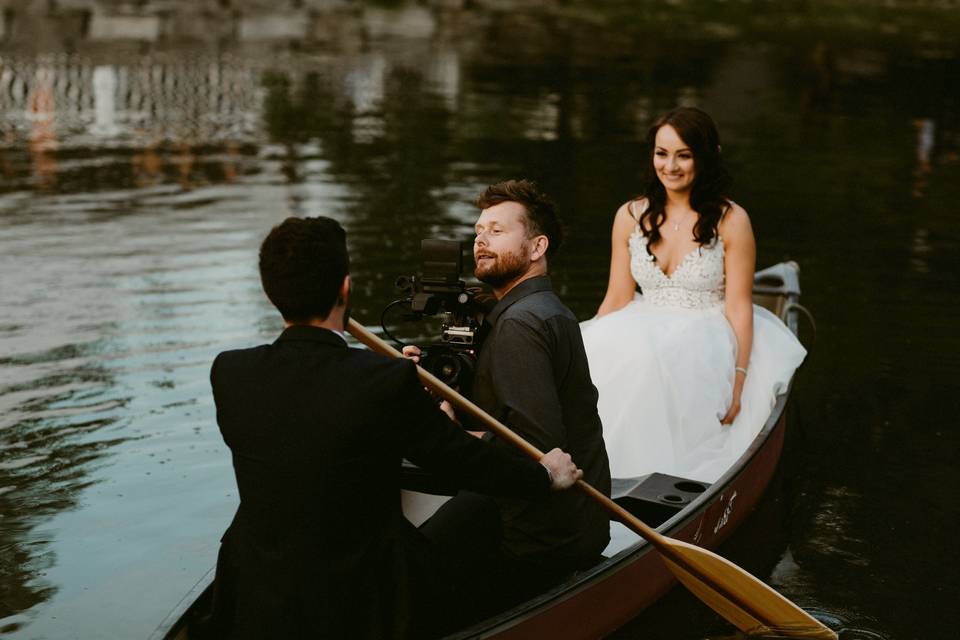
[0,0,958,54]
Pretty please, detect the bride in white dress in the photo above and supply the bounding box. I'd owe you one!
[582,107,806,484]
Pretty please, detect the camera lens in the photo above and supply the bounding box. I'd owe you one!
[429,351,462,386]
[422,346,474,392]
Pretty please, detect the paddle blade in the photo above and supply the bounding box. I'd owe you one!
[660,539,837,639]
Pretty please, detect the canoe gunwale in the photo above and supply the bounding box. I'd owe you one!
[148,568,215,640]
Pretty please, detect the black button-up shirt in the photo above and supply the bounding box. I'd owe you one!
[471,276,611,564]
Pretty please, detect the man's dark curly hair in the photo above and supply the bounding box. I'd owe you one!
[258,216,349,323]
[475,179,564,260]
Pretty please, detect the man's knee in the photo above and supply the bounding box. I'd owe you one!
[421,491,501,552]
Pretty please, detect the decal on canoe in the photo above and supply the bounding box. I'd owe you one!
[713,491,737,534]
[693,516,705,544]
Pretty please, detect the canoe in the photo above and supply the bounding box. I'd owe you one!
[150,261,807,640]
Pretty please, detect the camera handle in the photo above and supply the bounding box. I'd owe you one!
[379,298,415,349]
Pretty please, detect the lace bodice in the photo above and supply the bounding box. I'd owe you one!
[629,228,725,309]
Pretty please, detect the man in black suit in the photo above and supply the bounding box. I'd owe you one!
[209,216,583,639]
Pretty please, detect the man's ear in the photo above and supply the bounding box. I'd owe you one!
[529,235,549,262]
[337,275,351,304]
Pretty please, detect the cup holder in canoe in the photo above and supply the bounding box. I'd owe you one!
[612,473,713,525]
[674,481,707,494]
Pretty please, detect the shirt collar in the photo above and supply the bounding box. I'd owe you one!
[275,325,349,347]
[486,275,552,326]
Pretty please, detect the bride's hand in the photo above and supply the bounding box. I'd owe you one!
[721,379,745,425]
[720,398,741,425]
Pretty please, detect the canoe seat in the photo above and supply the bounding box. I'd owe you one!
[611,472,710,528]
[400,459,460,495]
[602,473,711,557]
[753,292,786,317]
[752,261,799,320]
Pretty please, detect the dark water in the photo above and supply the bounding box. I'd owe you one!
[1,2,958,638]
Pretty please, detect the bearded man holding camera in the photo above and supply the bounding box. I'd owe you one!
[406,180,611,618]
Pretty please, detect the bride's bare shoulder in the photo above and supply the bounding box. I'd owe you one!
[720,201,751,229]
[611,199,646,241]
[615,197,648,223]
[719,201,753,244]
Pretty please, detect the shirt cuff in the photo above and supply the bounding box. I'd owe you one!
[540,462,554,488]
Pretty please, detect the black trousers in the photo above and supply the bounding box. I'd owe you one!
[207,524,462,640]
[420,491,579,629]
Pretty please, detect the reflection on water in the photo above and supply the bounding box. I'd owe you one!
[1,2,959,638]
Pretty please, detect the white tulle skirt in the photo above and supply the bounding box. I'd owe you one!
[580,297,806,484]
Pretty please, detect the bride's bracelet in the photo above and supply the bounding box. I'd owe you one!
[735,366,748,377]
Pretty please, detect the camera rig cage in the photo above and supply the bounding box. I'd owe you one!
[380,239,483,390]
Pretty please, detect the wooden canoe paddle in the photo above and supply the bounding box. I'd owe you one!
[346,318,837,639]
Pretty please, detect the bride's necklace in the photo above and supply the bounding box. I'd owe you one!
[668,211,693,232]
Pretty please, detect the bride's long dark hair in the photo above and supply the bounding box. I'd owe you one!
[637,107,732,248]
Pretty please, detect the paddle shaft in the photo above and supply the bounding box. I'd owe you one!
[345,319,835,638]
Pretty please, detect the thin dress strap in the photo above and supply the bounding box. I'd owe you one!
[628,198,649,225]
[716,200,734,243]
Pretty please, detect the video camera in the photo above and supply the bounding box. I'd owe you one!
[384,239,483,392]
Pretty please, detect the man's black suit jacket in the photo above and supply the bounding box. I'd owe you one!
[210,325,551,639]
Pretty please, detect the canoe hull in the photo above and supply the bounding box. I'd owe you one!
[472,409,787,639]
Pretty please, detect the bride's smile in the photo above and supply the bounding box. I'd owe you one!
[653,124,696,193]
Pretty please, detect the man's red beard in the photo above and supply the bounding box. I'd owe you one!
[474,246,528,289]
